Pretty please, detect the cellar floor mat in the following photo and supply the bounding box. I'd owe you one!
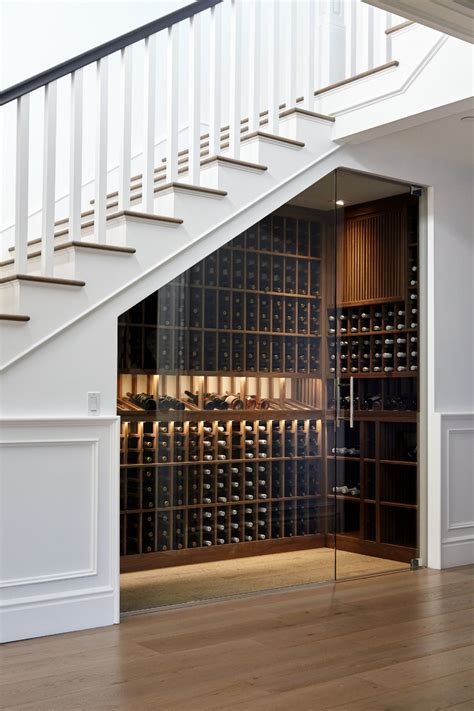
[120,548,408,613]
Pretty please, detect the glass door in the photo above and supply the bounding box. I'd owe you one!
[119,207,337,614]
[332,169,419,580]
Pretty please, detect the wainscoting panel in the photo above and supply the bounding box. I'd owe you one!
[441,414,474,568]
[0,417,120,643]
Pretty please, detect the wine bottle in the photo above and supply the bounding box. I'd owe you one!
[126,392,157,411]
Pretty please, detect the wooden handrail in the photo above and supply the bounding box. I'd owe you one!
[0,0,222,105]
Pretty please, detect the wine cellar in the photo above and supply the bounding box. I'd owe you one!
[118,191,419,577]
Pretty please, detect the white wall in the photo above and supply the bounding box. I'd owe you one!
[1,122,472,640]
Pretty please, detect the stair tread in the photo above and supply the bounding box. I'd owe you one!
[314,60,399,96]
[2,241,136,267]
[153,182,228,197]
[241,131,305,147]
[56,241,136,254]
[200,155,268,171]
[279,107,336,122]
[7,212,182,253]
[0,313,30,322]
[0,274,86,286]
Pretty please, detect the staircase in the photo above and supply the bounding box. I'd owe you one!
[0,0,449,369]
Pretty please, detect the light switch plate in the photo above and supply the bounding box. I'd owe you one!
[87,391,100,415]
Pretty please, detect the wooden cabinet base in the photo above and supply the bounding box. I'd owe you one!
[325,533,415,564]
[120,533,326,573]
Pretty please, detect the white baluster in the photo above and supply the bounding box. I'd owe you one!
[304,1,316,110]
[188,13,201,184]
[318,0,346,87]
[143,34,157,212]
[14,95,30,274]
[118,46,132,210]
[367,4,375,69]
[69,69,83,241]
[229,0,242,158]
[208,3,222,156]
[267,0,280,134]
[287,0,297,110]
[166,24,179,183]
[386,12,393,62]
[248,0,261,133]
[355,0,369,75]
[41,82,57,276]
[344,0,357,80]
[95,57,108,243]
[373,8,390,66]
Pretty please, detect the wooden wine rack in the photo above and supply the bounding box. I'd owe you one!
[118,198,419,573]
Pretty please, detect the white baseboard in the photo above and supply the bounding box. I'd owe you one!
[1,588,116,643]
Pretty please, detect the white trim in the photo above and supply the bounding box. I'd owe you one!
[331,35,448,118]
[0,585,114,609]
[418,187,428,567]
[445,427,474,531]
[0,438,99,588]
[0,416,120,642]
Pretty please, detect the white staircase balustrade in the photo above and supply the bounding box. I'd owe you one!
[1,0,395,275]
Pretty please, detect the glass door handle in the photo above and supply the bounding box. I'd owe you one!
[336,376,341,428]
[349,376,354,429]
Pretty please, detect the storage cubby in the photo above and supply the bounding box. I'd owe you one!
[363,462,376,500]
[380,422,417,462]
[380,464,417,506]
[332,499,360,536]
[363,503,376,542]
[381,506,417,548]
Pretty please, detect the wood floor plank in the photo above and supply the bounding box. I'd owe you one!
[328,669,474,710]
[356,644,474,690]
[1,567,472,710]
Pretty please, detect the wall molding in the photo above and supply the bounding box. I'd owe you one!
[441,414,474,568]
[0,417,119,642]
[0,438,99,588]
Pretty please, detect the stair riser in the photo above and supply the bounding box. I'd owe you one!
[239,139,308,179]
[279,114,335,154]
[153,190,230,232]
[200,162,273,200]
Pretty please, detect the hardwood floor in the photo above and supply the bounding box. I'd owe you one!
[1,566,473,710]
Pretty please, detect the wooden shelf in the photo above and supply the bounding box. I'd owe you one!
[122,494,322,514]
[326,328,417,338]
[330,372,418,379]
[128,324,322,339]
[380,459,417,467]
[120,455,322,468]
[118,369,322,378]
[324,411,417,422]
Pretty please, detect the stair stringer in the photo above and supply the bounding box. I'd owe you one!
[0,140,355,418]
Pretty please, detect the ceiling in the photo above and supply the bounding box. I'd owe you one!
[364,0,474,43]
[289,109,474,211]
[288,171,411,211]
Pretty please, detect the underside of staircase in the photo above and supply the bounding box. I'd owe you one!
[0,0,462,371]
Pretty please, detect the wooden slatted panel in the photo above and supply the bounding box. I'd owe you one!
[337,206,407,306]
